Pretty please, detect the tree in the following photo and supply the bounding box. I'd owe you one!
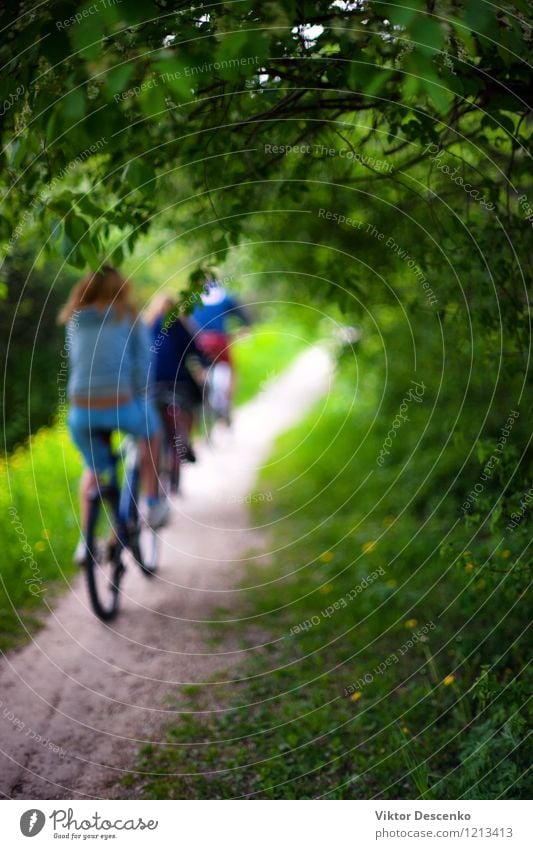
[0,1,530,270]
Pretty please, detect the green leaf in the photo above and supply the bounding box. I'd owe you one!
[49,191,77,216]
[78,197,103,220]
[214,31,265,82]
[317,43,341,57]
[122,159,155,192]
[118,0,151,25]
[45,111,59,146]
[153,57,193,101]
[69,3,107,60]
[61,88,86,123]
[138,80,170,118]
[450,18,475,57]
[64,212,88,244]
[411,16,445,56]
[463,3,495,37]
[79,239,99,269]
[111,244,124,266]
[105,63,135,97]
[349,64,392,97]
[9,137,28,169]
[481,112,516,136]
[386,1,423,28]
[62,231,85,268]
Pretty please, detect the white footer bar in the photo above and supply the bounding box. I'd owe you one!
[3,799,530,848]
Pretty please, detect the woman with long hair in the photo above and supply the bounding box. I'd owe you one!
[59,266,168,563]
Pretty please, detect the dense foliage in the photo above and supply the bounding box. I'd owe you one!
[0,252,76,449]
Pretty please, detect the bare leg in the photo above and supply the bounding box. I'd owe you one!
[80,468,98,531]
[140,433,161,498]
[179,409,193,443]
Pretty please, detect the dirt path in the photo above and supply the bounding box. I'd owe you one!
[0,347,333,799]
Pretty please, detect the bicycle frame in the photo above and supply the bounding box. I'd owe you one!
[155,386,193,494]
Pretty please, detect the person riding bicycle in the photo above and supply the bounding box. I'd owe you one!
[59,266,169,564]
[190,268,252,417]
[145,293,205,473]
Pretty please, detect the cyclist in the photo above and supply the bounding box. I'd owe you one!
[59,266,169,564]
[145,293,204,473]
[190,268,252,415]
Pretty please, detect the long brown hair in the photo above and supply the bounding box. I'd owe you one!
[58,266,137,324]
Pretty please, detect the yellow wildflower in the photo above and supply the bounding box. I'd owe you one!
[34,541,46,552]
[320,551,334,563]
[443,674,455,686]
[362,541,376,554]
[319,584,333,594]
[501,549,511,559]
[386,579,397,588]
[464,562,474,572]
[350,691,362,702]
[404,618,418,629]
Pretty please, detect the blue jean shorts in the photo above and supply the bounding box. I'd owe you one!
[68,397,161,473]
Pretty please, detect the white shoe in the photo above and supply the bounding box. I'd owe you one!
[74,538,87,565]
[146,498,170,529]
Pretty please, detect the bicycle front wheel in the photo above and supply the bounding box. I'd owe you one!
[85,490,125,621]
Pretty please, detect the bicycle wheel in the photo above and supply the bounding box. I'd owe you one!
[85,486,125,621]
[129,521,159,576]
[209,362,232,426]
[120,451,159,577]
[159,426,180,496]
[158,401,182,495]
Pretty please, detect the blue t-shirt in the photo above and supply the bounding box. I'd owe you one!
[67,306,151,400]
[150,315,200,385]
[192,288,249,334]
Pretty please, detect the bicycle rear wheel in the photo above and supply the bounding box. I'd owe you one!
[208,362,232,426]
[159,429,180,496]
[85,487,125,621]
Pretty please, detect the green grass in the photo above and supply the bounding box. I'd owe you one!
[131,356,531,800]
[232,320,314,406]
[0,426,82,651]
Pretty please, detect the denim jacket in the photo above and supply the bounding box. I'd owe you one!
[66,306,151,400]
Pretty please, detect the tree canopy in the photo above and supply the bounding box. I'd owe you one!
[1,1,530,278]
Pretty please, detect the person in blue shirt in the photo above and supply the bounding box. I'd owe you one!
[146,294,205,473]
[59,266,169,563]
[191,274,251,365]
[190,270,252,422]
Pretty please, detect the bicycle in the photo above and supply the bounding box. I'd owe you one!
[196,335,233,432]
[83,431,159,621]
[205,360,232,428]
[155,383,197,495]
